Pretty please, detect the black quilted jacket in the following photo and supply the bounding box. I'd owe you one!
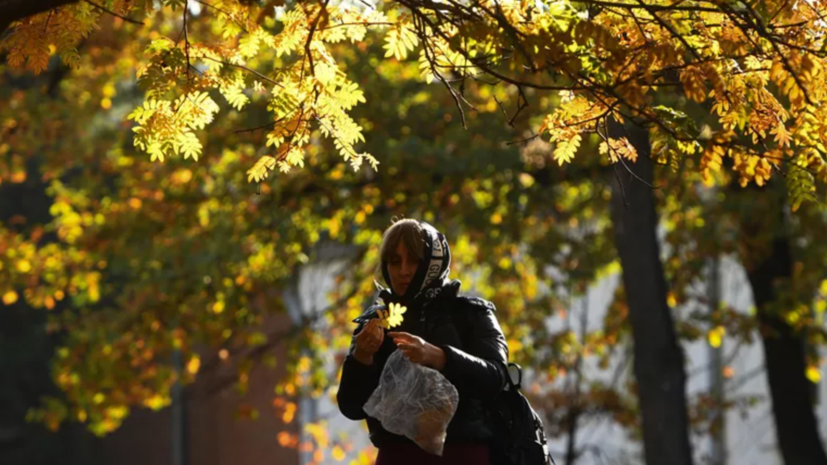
[336,284,509,447]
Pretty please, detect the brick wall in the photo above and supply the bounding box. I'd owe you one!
[92,313,301,465]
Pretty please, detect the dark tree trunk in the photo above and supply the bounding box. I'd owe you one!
[745,235,827,465]
[609,122,694,465]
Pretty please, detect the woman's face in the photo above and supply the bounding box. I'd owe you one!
[387,241,419,296]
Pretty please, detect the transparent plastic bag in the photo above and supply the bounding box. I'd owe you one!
[363,350,460,456]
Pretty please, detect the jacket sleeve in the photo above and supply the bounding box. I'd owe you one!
[437,300,508,401]
[336,319,382,421]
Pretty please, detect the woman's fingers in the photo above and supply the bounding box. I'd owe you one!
[388,332,416,346]
[373,322,384,341]
[398,343,421,355]
[354,319,385,354]
[357,319,374,336]
[399,346,423,363]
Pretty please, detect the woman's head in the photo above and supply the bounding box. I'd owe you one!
[380,219,424,296]
[379,219,453,300]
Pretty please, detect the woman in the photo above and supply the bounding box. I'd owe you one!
[337,219,509,465]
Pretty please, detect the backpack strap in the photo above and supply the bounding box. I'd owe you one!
[506,363,523,391]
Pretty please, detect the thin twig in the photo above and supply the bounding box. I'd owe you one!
[184,0,190,89]
[235,122,278,134]
[617,146,658,188]
[83,0,144,24]
[398,0,584,91]
[42,9,54,34]
[320,21,393,31]
[302,0,331,83]
[196,0,249,33]
[505,132,542,146]
[420,22,470,129]
[234,110,296,134]
[493,95,510,123]
[633,0,702,61]
[573,0,721,12]
[613,164,630,208]
[201,56,284,89]
[599,117,657,196]
[510,85,530,126]
[614,119,659,188]
[315,116,362,161]
[740,3,814,105]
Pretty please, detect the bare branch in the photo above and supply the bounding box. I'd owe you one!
[320,21,393,31]
[574,0,721,13]
[302,0,331,82]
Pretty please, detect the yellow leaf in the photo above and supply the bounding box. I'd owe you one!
[332,445,346,461]
[807,366,821,383]
[2,291,18,305]
[16,260,32,273]
[143,394,170,411]
[553,134,581,165]
[507,338,524,354]
[498,257,511,269]
[771,124,791,148]
[247,155,277,183]
[378,303,406,329]
[187,355,201,375]
[708,326,725,348]
[376,307,389,329]
[106,405,128,420]
[238,32,261,58]
[666,292,677,308]
[518,173,535,188]
[383,20,418,60]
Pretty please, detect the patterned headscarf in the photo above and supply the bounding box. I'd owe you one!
[380,221,453,304]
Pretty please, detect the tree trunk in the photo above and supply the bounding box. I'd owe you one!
[745,235,827,465]
[609,121,694,465]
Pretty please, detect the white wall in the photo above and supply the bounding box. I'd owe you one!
[283,245,374,465]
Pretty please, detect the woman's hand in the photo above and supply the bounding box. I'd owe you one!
[353,318,384,365]
[388,332,446,371]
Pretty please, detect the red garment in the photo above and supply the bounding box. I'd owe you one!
[375,442,491,465]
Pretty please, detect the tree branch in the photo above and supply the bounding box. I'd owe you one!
[82,0,144,24]
[574,0,721,13]
[302,0,330,82]
[201,56,284,89]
